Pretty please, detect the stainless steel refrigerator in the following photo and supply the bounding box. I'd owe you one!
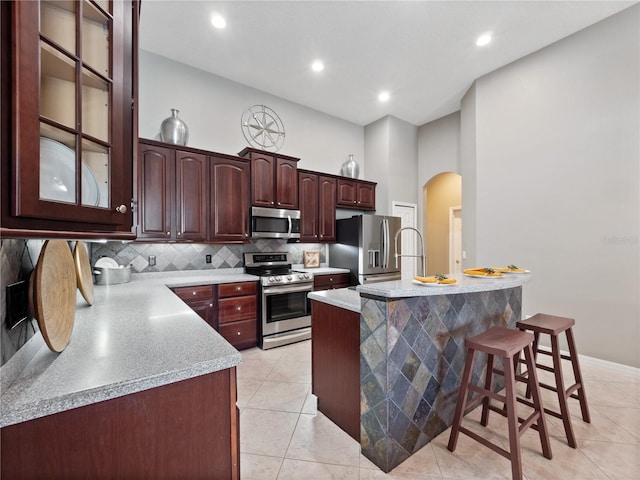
[328,214,402,284]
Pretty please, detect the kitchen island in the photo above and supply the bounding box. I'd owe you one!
[309,273,530,473]
[0,270,258,479]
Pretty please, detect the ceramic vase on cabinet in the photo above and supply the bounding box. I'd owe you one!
[341,154,359,179]
[160,109,189,145]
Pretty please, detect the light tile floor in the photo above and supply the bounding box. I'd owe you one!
[237,340,639,479]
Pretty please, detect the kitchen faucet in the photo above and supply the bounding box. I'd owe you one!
[394,227,426,277]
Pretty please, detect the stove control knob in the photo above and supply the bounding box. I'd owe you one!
[268,276,275,283]
[298,274,304,280]
[275,276,281,282]
[305,274,311,280]
[286,275,293,281]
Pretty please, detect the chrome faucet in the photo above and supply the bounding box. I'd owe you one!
[394,227,426,277]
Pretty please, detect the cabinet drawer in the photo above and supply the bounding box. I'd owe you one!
[218,296,256,324]
[219,281,257,298]
[173,285,214,301]
[218,319,257,349]
[313,273,350,290]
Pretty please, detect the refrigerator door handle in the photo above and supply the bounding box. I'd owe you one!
[382,218,389,269]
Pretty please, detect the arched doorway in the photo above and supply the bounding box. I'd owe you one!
[423,172,462,276]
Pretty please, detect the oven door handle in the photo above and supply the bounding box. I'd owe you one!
[262,283,313,295]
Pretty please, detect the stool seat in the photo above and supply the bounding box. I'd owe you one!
[448,326,552,480]
[465,326,534,358]
[516,313,590,449]
[517,313,575,335]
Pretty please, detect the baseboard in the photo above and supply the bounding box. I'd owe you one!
[537,345,640,376]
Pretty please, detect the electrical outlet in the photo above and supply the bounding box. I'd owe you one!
[148,255,156,266]
[205,255,212,264]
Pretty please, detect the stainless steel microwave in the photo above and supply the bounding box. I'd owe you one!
[251,206,301,239]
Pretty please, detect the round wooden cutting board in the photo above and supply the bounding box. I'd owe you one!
[33,240,77,352]
[74,241,94,305]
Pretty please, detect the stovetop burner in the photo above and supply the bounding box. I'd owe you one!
[244,252,313,286]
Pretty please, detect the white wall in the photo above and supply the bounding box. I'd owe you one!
[139,51,364,176]
[460,5,640,367]
[387,116,419,213]
[364,117,391,214]
[364,115,418,216]
[418,111,461,233]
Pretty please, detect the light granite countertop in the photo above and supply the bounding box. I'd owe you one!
[357,272,531,298]
[308,288,361,313]
[0,269,259,428]
[292,264,350,275]
[308,272,531,312]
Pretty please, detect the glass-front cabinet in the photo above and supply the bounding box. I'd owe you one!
[2,0,136,236]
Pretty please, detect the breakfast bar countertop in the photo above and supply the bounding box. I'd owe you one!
[0,270,259,428]
[357,272,531,298]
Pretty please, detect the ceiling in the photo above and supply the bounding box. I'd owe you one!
[139,1,634,126]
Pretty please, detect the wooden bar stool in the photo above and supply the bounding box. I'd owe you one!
[516,313,590,448]
[448,326,552,480]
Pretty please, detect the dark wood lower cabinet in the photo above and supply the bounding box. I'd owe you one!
[0,368,239,480]
[311,300,360,441]
[313,272,350,291]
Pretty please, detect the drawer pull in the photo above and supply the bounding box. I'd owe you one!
[237,331,241,335]
[192,291,197,295]
[236,286,241,291]
[236,306,242,311]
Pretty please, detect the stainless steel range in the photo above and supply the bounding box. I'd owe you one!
[244,252,313,350]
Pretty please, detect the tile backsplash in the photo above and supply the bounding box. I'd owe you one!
[0,239,43,366]
[90,240,327,273]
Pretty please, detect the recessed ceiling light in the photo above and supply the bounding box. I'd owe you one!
[211,14,226,29]
[311,60,324,72]
[378,91,390,102]
[476,32,492,47]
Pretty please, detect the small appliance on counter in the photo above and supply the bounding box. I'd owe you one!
[93,257,132,285]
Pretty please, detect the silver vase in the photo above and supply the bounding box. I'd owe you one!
[160,109,189,145]
[341,154,359,179]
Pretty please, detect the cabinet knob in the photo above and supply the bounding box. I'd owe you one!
[166,231,171,235]
[236,286,241,291]
[236,306,242,311]
[177,232,182,236]
[237,331,241,336]
[192,291,197,295]
[209,303,213,307]
[115,204,128,213]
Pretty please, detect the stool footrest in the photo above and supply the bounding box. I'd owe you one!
[487,402,543,437]
[459,426,511,461]
[468,384,505,403]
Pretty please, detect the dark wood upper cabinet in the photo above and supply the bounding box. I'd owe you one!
[138,142,173,240]
[318,175,337,240]
[238,148,299,209]
[1,0,137,238]
[176,151,208,241]
[209,155,250,243]
[336,178,376,210]
[299,171,319,241]
[298,170,336,242]
[137,140,208,242]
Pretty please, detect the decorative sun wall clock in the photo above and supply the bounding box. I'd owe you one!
[241,105,286,151]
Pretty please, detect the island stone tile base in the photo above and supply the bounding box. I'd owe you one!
[359,287,522,472]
